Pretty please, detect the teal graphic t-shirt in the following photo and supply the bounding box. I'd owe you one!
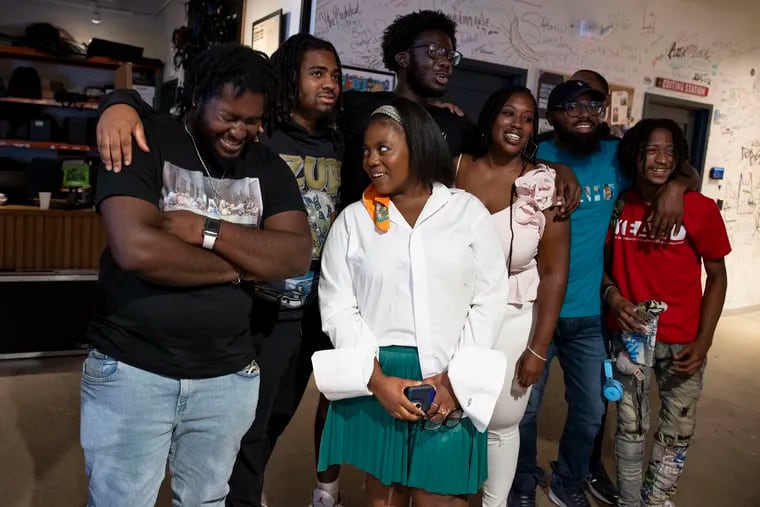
[538,138,628,318]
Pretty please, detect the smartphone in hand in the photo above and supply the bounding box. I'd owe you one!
[403,384,436,412]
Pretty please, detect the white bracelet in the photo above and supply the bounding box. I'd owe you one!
[527,345,547,362]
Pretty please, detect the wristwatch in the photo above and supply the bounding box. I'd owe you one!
[202,216,221,250]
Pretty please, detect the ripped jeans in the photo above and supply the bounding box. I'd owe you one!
[614,341,705,507]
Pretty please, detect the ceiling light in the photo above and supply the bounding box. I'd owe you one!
[91,2,102,24]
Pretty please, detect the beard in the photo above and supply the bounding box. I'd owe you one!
[554,122,603,156]
[408,60,447,99]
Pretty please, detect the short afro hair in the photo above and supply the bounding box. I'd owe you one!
[381,10,457,72]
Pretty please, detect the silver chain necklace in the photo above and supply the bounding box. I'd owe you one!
[183,119,228,202]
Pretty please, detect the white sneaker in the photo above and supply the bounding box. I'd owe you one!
[308,488,343,507]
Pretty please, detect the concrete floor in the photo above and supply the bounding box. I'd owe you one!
[1,312,759,506]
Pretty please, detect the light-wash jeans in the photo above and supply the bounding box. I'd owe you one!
[80,349,260,507]
[614,341,705,507]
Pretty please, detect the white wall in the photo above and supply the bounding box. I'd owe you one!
[0,0,165,59]
[242,0,302,50]
[313,0,760,311]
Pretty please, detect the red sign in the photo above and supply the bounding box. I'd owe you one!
[655,77,709,97]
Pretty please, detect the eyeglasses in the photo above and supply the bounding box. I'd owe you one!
[407,43,462,66]
[553,100,605,117]
[421,408,464,431]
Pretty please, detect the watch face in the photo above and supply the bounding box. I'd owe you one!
[205,217,221,236]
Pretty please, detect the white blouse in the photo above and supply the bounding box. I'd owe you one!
[314,183,509,431]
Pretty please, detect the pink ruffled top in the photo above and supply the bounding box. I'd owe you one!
[490,164,557,305]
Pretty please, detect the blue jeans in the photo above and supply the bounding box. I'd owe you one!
[80,350,260,507]
[514,316,607,492]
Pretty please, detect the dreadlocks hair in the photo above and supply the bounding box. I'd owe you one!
[183,42,276,116]
[473,85,538,162]
[618,118,689,182]
[381,10,457,72]
[267,33,344,146]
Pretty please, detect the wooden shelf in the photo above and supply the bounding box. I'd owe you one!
[0,97,98,110]
[0,45,162,72]
[0,139,95,152]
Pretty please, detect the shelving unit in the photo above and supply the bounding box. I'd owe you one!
[0,96,98,110]
[0,44,162,358]
[0,45,162,73]
[0,139,95,152]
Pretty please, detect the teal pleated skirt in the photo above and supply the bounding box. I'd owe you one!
[317,346,487,495]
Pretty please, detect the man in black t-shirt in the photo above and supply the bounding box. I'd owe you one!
[93,34,344,507]
[81,44,311,507]
[338,10,477,210]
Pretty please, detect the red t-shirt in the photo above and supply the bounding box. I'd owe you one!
[607,190,731,344]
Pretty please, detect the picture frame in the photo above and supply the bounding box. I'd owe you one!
[251,9,284,56]
[342,65,397,93]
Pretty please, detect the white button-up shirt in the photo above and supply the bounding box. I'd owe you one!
[314,184,509,431]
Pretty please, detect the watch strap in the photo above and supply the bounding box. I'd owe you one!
[202,216,221,250]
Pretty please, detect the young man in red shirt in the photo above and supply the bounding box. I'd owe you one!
[602,118,730,507]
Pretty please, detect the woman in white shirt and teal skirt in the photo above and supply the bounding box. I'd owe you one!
[312,97,510,507]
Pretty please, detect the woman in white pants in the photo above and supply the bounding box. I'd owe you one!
[455,85,570,506]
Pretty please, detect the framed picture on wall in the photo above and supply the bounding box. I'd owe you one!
[251,9,283,56]
[342,66,396,92]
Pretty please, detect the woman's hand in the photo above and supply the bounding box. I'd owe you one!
[514,348,546,387]
[369,370,426,421]
[97,104,148,172]
[423,371,459,415]
[609,291,647,333]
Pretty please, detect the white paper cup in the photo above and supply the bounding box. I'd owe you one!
[38,192,52,210]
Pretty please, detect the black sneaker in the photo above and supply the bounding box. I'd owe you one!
[548,483,591,507]
[584,463,619,505]
[507,488,536,507]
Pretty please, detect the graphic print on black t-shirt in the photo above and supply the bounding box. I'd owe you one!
[253,154,339,310]
[161,161,263,226]
[279,154,340,257]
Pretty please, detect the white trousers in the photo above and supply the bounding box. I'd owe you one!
[481,303,535,507]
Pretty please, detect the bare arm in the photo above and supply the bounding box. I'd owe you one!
[673,258,727,374]
[100,196,238,286]
[548,162,581,217]
[214,210,312,281]
[515,207,569,387]
[97,90,153,171]
[602,262,647,333]
[159,209,312,282]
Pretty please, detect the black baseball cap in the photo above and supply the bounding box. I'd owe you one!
[547,79,606,110]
